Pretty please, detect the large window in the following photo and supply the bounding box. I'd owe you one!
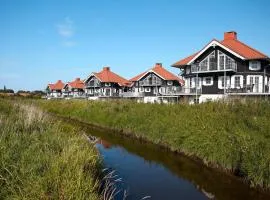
[249,61,261,71]
[218,51,236,70]
[247,75,262,93]
[199,51,215,71]
[218,76,230,89]
[231,75,243,89]
[235,76,240,88]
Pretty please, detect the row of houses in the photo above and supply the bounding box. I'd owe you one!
[46,31,270,103]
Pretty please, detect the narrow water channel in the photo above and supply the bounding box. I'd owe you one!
[75,121,270,200]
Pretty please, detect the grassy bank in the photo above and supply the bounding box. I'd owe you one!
[36,99,270,189]
[0,98,102,199]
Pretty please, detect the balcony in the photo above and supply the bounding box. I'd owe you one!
[160,87,202,96]
[226,83,270,95]
[191,62,237,73]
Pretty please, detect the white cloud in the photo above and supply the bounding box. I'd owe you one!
[57,17,75,38]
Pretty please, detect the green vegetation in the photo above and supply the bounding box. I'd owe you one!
[36,99,270,189]
[0,98,102,199]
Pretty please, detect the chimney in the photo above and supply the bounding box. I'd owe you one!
[57,80,62,83]
[103,66,110,71]
[155,63,162,68]
[75,78,80,81]
[224,31,237,40]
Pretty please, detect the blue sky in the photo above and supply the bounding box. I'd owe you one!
[1,0,270,91]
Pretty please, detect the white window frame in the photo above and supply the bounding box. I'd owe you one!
[186,67,190,74]
[218,76,231,89]
[203,77,213,86]
[218,50,236,71]
[246,75,263,93]
[105,82,111,87]
[167,81,173,86]
[199,51,215,71]
[139,87,144,92]
[230,75,243,89]
[249,61,261,71]
[145,87,151,92]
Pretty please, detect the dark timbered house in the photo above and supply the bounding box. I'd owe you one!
[46,80,65,98]
[127,63,184,103]
[84,67,130,98]
[172,31,270,103]
[62,78,85,98]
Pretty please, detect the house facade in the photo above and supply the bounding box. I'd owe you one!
[62,78,85,98]
[84,66,130,99]
[172,31,270,103]
[46,80,65,98]
[127,63,185,103]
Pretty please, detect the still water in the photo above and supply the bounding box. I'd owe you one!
[77,122,269,200]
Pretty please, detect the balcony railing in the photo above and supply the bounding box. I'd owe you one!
[225,83,270,94]
[191,62,237,73]
[160,87,202,95]
[121,92,144,98]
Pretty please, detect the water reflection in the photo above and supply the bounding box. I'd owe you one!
[76,121,270,200]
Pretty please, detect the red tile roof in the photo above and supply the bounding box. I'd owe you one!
[130,63,185,85]
[67,78,84,89]
[172,32,269,67]
[172,52,198,67]
[94,67,130,86]
[220,39,268,60]
[48,80,65,90]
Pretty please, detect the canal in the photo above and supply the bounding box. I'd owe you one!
[76,121,269,200]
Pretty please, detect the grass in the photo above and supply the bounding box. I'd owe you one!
[35,99,270,190]
[0,98,102,199]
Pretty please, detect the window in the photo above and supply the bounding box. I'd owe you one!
[235,76,240,88]
[186,67,190,74]
[167,81,173,85]
[247,75,262,93]
[199,51,216,71]
[218,76,230,89]
[203,77,213,86]
[231,75,243,89]
[139,87,144,92]
[218,51,236,70]
[105,83,111,87]
[249,61,261,71]
[190,77,201,88]
[145,87,151,92]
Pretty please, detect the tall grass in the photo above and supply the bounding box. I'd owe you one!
[0,98,102,199]
[36,99,270,189]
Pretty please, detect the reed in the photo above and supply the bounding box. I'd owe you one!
[0,98,102,199]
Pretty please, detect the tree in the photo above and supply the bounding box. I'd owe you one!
[4,85,6,91]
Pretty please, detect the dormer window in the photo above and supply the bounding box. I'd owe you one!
[167,81,173,86]
[249,61,261,71]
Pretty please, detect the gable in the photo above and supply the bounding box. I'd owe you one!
[187,40,245,65]
[84,73,102,84]
[139,72,164,82]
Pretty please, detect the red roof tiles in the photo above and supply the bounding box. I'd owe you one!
[172,32,269,67]
[93,67,130,86]
[67,78,84,89]
[48,80,65,90]
[130,63,184,85]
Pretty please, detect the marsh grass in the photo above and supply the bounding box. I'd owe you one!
[36,99,270,189]
[0,98,102,199]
